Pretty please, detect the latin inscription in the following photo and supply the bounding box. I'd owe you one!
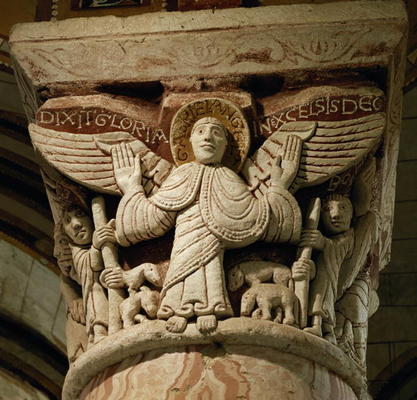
[37,108,169,145]
[260,95,384,136]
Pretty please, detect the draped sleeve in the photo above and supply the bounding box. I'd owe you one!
[262,185,302,244]
[115,186,176,247]
[70,246,101,313]
[115,163,203,247]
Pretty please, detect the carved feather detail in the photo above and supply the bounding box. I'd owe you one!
[242,113,385,195]
[29,124,173,196]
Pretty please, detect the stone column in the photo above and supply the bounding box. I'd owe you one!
[10,2,407,399]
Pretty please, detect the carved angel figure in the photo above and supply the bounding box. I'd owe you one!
[113,117,302,333]
[29,95,385,337]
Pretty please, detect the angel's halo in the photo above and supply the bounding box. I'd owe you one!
[170,97,251,172]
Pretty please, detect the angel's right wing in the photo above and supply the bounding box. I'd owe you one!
[29,94,174,196]
[29,124,173,196]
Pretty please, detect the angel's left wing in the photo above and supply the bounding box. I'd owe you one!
[241,121,317,197]
[242,113,385,196]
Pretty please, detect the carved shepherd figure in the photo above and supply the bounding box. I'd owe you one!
[111,117,302,333]
[58,204,116,345]
[302,159,377,344]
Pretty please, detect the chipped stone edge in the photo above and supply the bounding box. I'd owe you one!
[63,318,365,400]
[9,1,406,41]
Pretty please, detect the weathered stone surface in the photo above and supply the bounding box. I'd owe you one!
[9,2,407,87]
[64,319,365,400]
[9,2,408,399]
[0,239,66,351]
[81,344,357,400]
[0,238,32,315]
[0,367,49,400]
[177,0,240,11]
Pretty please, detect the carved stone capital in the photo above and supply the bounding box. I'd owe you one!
[10,2,407,399]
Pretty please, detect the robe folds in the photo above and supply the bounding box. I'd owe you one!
[116,162,301,320]
[308,229,354,326]
[70,245,108,341]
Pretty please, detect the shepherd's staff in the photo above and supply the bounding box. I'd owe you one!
[92,195,124,334]
[293,197,321,329]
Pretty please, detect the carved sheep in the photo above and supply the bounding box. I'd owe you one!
[100,262,162,294]
[241,283,299,326]
[120,286,160,328]
[227,261,291,292]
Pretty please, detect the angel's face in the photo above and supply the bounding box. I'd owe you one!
[321,198,353,235]
[190,121,227,165]
[63,208,94,246]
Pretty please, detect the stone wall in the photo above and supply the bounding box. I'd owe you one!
[367,88,417,398]
[0,238,65,351]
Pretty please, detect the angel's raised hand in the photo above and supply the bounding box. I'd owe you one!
[270,155,283,188]
[280,135,302,189]
[111,142,140,194]
[130,155,142,188]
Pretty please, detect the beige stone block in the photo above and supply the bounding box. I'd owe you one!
[0,239,33,275]
[395,161,417,201]
[392,201,417,240]
[0,368,49,400]
[368,306,417,342]
[388,239,417,273]
[398,118,417,161]
[366,343,391,381]
[52,296,67,347]
[0,239,32,315]
[0,337,65,389]
[21,260,61,336]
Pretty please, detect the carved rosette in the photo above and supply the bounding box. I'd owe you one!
[10,3,407,400]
